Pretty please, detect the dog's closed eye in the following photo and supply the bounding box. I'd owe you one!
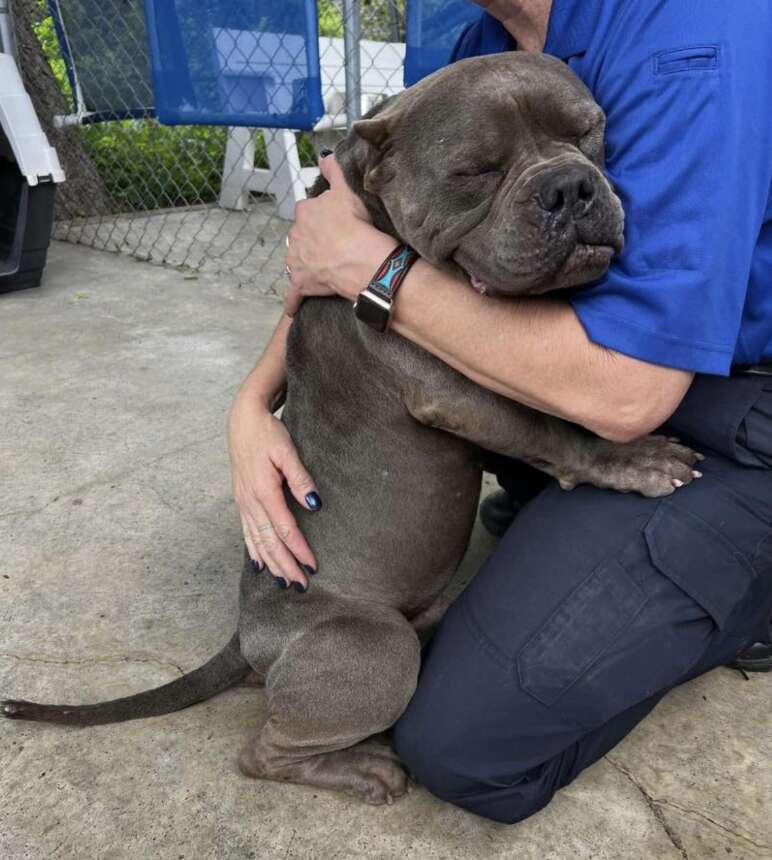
[450,167,505,179]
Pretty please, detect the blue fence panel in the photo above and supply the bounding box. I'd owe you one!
[404,0,482,86]
[48,0,155,120]
[144,0,325,129]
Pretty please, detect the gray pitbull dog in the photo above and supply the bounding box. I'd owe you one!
[3,54,701,804]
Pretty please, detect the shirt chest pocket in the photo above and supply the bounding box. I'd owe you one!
[654,46,720,75]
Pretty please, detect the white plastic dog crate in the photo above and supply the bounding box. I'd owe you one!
[0,53,65,293]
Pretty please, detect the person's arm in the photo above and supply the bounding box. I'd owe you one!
[235,313,291,412]
[389,262,694,443]
[227,314,320,591]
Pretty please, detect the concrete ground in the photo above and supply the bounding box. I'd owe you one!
[1,242,770,860]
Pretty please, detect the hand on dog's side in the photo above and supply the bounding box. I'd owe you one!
[228,375,320,591]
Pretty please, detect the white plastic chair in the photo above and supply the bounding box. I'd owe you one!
[218,37,405,220]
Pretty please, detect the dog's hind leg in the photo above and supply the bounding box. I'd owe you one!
[238,607,420,805]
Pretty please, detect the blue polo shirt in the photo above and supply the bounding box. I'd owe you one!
[452,1,772,375]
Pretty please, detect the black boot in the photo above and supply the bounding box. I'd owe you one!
[728,619,772,672]
[479,490,521,537]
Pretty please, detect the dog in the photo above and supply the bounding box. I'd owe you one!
[3,53,701,805]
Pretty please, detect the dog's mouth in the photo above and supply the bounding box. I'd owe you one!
[469,274,490,296]
[560,243,615,277]
[466,244,616,297]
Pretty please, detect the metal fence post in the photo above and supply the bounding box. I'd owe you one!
[342,0,361,129]
[386,0,402,42]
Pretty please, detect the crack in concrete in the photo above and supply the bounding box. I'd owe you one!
[0,430,223,522]
[136,480,183,516]
[657,797,772,853]
[605,756,772,856]
[0,650,185,677]
[282,828,297,860]
[605,756,689,860]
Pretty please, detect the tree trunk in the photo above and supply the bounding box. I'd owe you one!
[10,0,112,218]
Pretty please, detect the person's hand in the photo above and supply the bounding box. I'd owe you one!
[284,154,398,316]
[228,383,320,592]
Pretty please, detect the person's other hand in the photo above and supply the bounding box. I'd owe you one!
[227,386,320,592]
[284,154,397,316]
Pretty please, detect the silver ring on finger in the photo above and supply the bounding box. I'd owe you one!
[256,522,274,533]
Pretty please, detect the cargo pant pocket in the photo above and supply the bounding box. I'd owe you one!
[516,489,765,729]
[644,494,761,631]
[516,558,648,709]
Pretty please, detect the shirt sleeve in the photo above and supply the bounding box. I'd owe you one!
[570,8,772,375]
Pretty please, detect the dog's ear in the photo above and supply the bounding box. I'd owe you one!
[350,110,401,193]
[351,92,403,148]
[352,116,392,148]
[334,95,405,234]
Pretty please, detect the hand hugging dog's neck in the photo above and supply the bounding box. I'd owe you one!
[310,108,401,243]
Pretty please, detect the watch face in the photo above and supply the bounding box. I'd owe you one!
[354,292,390,332]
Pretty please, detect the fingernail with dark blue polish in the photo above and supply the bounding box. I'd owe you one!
[251,559,263,573]
[274,577,289,590]
[305,491,322,511]
[292,582,307,594]
[320,148,333,157]
[301,563,316,577]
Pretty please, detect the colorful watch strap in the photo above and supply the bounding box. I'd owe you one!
[367,244,419,303]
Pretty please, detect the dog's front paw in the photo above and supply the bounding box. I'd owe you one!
[561,435,704,498]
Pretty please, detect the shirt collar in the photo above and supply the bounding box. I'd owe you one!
[543,0,604,59]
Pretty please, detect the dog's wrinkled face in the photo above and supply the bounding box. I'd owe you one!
[346,53,625,295]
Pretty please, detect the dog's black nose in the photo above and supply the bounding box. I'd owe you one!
[536,165,598,219]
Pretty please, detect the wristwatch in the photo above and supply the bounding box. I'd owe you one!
[354,244,419,332]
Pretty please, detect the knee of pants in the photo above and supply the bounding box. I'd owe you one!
[393,700,555,825]
[392,697,471,799]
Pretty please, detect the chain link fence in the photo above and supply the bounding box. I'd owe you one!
[11,0,406,293]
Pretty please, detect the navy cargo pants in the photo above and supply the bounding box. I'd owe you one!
[393,374,772,824]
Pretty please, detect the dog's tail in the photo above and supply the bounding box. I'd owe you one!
[1,633,249,727]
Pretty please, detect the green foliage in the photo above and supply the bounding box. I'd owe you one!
[318,0,344,37]
[32,3,71,99]
[80,121,227,211]
[317,1,406,40]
